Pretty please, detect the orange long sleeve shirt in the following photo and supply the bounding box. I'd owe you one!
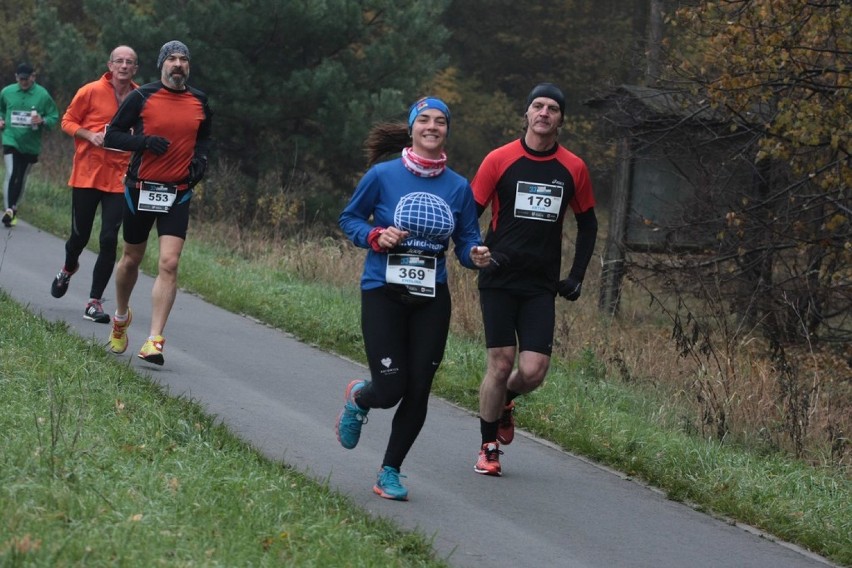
[61,72,138,193]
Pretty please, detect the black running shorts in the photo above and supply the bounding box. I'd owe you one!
[479,288,555,355]
[121,185,192,243]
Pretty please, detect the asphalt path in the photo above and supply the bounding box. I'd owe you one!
[0,221,838,568]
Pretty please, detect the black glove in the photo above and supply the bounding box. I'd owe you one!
[482,250,511,273]
[188,156,208,187]
[144,136,170,155]
[557,276,582,301]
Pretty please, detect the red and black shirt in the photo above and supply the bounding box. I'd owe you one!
[472,138,595,294]
[105,81,212,186]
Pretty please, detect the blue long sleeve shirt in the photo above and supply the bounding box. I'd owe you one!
[339,158,482,291]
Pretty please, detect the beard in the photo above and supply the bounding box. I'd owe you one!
[165,71,187,89]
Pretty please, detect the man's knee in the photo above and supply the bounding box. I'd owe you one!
[119,243,146,267]
[517,354,550,389]
[487,347,516,378]
[99,233,118,252]
[157,254,181,276]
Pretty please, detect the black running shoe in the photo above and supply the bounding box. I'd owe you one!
[84,299,111,323]
[50,267,78,298]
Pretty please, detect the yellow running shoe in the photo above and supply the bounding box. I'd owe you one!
[109,308,132,354]
[138,335,165,366]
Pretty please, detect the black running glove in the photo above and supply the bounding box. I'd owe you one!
[188,155,208,187]
[482,251,511,273]
[145,136,171,155]
[557,276,582,301]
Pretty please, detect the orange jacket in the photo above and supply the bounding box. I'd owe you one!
[62,72,139,192]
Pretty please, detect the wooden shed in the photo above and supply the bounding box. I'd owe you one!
[586,85,759,314]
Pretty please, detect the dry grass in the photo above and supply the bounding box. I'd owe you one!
[189,216,850,470]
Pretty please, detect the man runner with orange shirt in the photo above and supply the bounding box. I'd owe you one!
[103,40,212,365]
[50,45,139,323]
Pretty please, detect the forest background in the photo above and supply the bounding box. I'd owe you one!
[2,0,849,479]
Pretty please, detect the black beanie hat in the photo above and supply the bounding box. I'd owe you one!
[525,83,565,115]
[157,40,191,69]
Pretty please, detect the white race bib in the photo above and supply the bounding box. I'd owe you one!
[514,181,563,222]
[10,110,32,128]
[137,182,177,213]
[386,254,437,297]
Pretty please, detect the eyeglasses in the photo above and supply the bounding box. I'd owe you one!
[111,59,137,66]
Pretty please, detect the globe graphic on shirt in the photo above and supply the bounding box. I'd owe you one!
[393,192,455,240]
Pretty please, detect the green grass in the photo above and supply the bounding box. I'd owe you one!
[3,176,852,566]
[0,294,446,567]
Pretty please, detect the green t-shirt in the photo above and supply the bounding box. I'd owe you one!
[0,82,59,155]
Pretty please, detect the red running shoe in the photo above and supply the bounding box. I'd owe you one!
[474,442,503,477]
[497,401,515,445]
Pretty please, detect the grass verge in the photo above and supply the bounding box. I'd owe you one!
[0,292,447,566]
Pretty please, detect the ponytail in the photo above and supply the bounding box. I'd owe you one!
[364,122,409,167]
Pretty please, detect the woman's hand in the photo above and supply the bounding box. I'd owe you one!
[470,245,492,268]
[379,226,409,249]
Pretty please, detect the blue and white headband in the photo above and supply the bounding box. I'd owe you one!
[407,97,451,133]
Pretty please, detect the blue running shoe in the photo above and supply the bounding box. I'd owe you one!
[336,380,369,449]
[373,466,408,501]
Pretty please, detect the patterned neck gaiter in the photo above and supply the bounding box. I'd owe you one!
[401,147,447,177]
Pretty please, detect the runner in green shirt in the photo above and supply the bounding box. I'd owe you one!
[0,63,59,227]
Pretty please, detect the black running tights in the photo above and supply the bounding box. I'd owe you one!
[64,188,124,299]
[358,284,451,470]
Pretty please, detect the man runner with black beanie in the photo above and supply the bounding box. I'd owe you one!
[471,82,598,476]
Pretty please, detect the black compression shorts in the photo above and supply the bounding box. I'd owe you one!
[479,288,555,356]
[122,185,192,243]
